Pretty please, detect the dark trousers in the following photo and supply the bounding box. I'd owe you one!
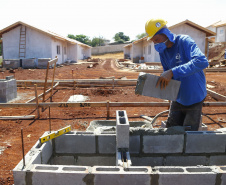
[166,99,205,131]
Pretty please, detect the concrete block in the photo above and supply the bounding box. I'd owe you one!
[98,135,116,154]
[22,58,36,69]
[143,134,184,153]
[116,110,129,149]
[166,156,206,166]
[209,155,226,165]
[37,58,51,69]
[94,167,151,185]
[185,131,226,153]
[3,59,20,69]
[135,73,181,101]
[51,156,75,165]
[5,75,14,80]
[129,135,140,154]
[55,134,96,154]
[39,140,53,164]
[220,167,226,185]
[13,170,26,185]
[76,156,115,166]
[158,173,217,185]
[131,157,163,166]
[0,81,8,89]
[32,168,88,185]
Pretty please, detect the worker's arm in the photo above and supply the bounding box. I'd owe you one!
[171,36,209,80]
[156,69,173,89]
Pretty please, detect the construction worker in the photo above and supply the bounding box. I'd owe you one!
[145,19,208,131]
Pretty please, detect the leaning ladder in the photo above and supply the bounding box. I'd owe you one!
[19,25,26,58]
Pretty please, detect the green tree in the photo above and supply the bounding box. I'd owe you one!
[91,36,105,47]
[136,33,147,40]
[68,34,91,46]
[113,32,130,42]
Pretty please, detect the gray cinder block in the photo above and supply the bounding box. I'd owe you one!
[158,173,217,185]
[131,157,163,166]
[135,72,181,101]
[22,58,36,69]
[166,156,206,166]
[143,134,184,153]
[185,131,226,153]
[209,155,226,165]
[55,134,96,154]
[116,110,129,149]
[3,59,20,69]
[98,135,116,154]
[129,135,140,154]
[37,58,51,69]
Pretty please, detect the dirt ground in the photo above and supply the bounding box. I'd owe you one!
[1,52,226,184]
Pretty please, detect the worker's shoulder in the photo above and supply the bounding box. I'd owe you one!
[176,34,195,44]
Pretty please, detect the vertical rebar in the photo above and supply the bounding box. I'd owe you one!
[21,128,25,167]
[49,105,51,133]
[106,100,110,120]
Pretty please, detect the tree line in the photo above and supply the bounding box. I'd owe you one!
[67,32,146,47]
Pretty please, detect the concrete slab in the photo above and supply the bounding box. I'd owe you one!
[135,72,181,101]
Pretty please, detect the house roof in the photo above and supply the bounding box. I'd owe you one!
[0,21,91,48]
[169,19,216,37]
[124,19,216,48]
[213,20,226,28]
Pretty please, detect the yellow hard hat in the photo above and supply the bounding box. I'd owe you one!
[145,19,168,41]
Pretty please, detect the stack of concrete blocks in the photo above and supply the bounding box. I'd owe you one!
[135,72,181,101]
[116,110,131,167]
[0,76,17,103]
[22,58,36,69]
[3,59,20,69]
[37,58,51,69]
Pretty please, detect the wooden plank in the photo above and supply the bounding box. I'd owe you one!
[48,57,58,66]
[0,115,35,120]
[34,84,40,118]
[26,82,59,103]
[207,89,226,101]
[1,102,226,108]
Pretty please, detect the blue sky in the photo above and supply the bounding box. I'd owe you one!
[1,0,226,42]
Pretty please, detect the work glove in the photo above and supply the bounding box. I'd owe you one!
[156,69,173,89]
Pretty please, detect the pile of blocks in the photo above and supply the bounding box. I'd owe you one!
[0,76,17,103]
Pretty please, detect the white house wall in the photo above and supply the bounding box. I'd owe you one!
[170,24,206,53]
[123,46,131,58]
[67,43,77,62]
[51,39,63,64]
[26,27,52,63]
[77,45,90,60]
[2,26,20,59]
[133,41,143,58]
[216,26,226,42]
[82,46,91,59]
[142,40,161,62]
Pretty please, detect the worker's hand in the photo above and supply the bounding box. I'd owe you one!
[156,70,173,89]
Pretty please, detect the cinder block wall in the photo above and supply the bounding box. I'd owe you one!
[0,76,17,103]
[51,130,226,167]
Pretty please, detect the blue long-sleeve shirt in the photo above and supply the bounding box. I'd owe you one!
[159,34,209,106]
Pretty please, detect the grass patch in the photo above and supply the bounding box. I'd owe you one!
[0,56,2,66]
